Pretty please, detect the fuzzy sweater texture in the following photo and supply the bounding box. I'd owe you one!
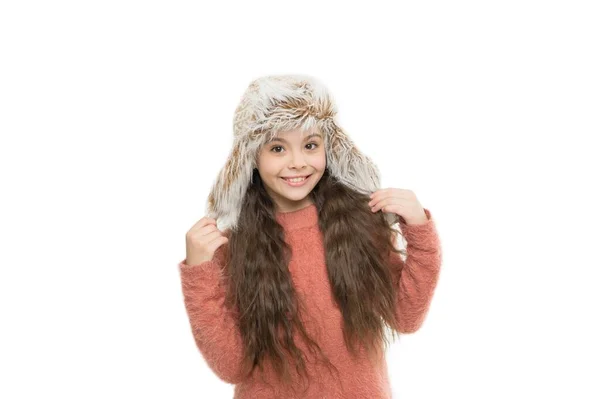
[178,203,442,398]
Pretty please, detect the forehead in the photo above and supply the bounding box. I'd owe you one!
[268,127,323,142]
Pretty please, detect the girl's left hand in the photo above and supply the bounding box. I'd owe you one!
[368,188,429,225]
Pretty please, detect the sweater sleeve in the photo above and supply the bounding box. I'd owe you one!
[178,244,246,384]
[388,208,442,334]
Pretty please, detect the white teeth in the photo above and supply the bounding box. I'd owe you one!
[285,177,306,182]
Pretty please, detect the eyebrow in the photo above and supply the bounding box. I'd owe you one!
[269,133,323,144]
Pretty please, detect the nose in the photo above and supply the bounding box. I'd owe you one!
[288,149,308,169]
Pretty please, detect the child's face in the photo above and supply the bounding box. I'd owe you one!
[256,127,326,212]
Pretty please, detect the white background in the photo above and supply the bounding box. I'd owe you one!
[1,1,599,398]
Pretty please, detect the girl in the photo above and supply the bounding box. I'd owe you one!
[179,75,442,398]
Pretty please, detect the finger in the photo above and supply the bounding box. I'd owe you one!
[205,231,229,249]
[188,222,220,240]
[370,188,400,203]
[368,193,387,207]
[189,217,218,232]
[372,198,403,213]
[199,224,224,237]
[370,188,388,199]
[369,196,383,210]
[370,197,388,212]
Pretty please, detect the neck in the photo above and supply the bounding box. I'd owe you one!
[275,202,318,231]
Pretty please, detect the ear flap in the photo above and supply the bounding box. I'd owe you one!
[324,121,382,194]
[206,140,252,232]
[323,121,399,227]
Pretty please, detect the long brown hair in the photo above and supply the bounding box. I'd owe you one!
[216,166,407,391]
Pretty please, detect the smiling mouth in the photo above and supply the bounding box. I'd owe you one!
[281,174,311,181]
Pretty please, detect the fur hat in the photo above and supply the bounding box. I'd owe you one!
[206,74,398,231]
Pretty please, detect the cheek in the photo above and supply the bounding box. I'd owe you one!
[312,152,327,170]
[256,152,279,175]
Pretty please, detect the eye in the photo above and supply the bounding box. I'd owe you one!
[270,143,319,153]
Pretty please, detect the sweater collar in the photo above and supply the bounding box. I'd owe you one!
[275,203,319,231]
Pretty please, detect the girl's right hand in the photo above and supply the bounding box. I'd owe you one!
[184,217,229,266]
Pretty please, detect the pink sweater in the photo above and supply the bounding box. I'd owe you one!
[178,203,442,398]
